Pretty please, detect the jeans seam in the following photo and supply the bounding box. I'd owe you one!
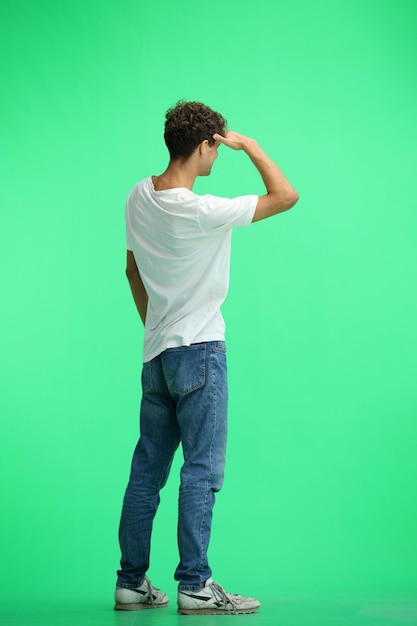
[197,349,216,578]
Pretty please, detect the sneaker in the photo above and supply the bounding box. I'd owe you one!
[114,576,168,610]
[177,578,261,615]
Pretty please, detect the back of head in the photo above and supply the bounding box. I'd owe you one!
[164,100,227,162]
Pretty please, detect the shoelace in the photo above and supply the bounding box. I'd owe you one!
[210,582,240,611]
[144,577,160,605]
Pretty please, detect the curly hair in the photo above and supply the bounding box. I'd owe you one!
[164,100,227,161]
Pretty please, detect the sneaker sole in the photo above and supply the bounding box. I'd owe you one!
[177,607,260,615]
[115,602,168,611]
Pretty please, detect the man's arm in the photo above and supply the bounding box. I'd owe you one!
[214,131,299,222]
[126,250,148,325]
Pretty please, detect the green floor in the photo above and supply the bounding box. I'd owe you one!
[2,592,417,626]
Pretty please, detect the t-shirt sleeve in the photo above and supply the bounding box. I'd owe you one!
[197,193,258,233]
[126,225,134,251]
[125,193,135,251]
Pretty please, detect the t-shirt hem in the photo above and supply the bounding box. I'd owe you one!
[143,332,226,363]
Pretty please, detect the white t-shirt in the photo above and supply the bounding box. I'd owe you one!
[125,176,258,362]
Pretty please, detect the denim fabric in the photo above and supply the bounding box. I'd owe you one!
[117,341,228,591]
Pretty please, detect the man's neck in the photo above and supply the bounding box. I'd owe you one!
[152,159,197,191]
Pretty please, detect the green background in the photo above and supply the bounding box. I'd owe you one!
[1,0,417,616]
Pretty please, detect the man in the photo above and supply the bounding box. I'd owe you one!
[115,101,299,615]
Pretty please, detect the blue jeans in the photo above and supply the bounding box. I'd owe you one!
[116,341,228,591]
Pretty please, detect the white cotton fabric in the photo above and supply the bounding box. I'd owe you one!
[125,176,258,362]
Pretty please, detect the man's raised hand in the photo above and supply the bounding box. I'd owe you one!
[213,131,256,151]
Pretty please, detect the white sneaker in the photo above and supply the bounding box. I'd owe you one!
[177,578,261,615]
[114,576,168,610]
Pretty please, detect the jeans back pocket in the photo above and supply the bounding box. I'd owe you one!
[162,344,206,397]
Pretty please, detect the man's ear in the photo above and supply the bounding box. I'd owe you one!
[199,139,210,154]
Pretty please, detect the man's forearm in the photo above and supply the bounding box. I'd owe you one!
[127,273,148,326]
[214,131,299,220]
[244,138,297,201]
